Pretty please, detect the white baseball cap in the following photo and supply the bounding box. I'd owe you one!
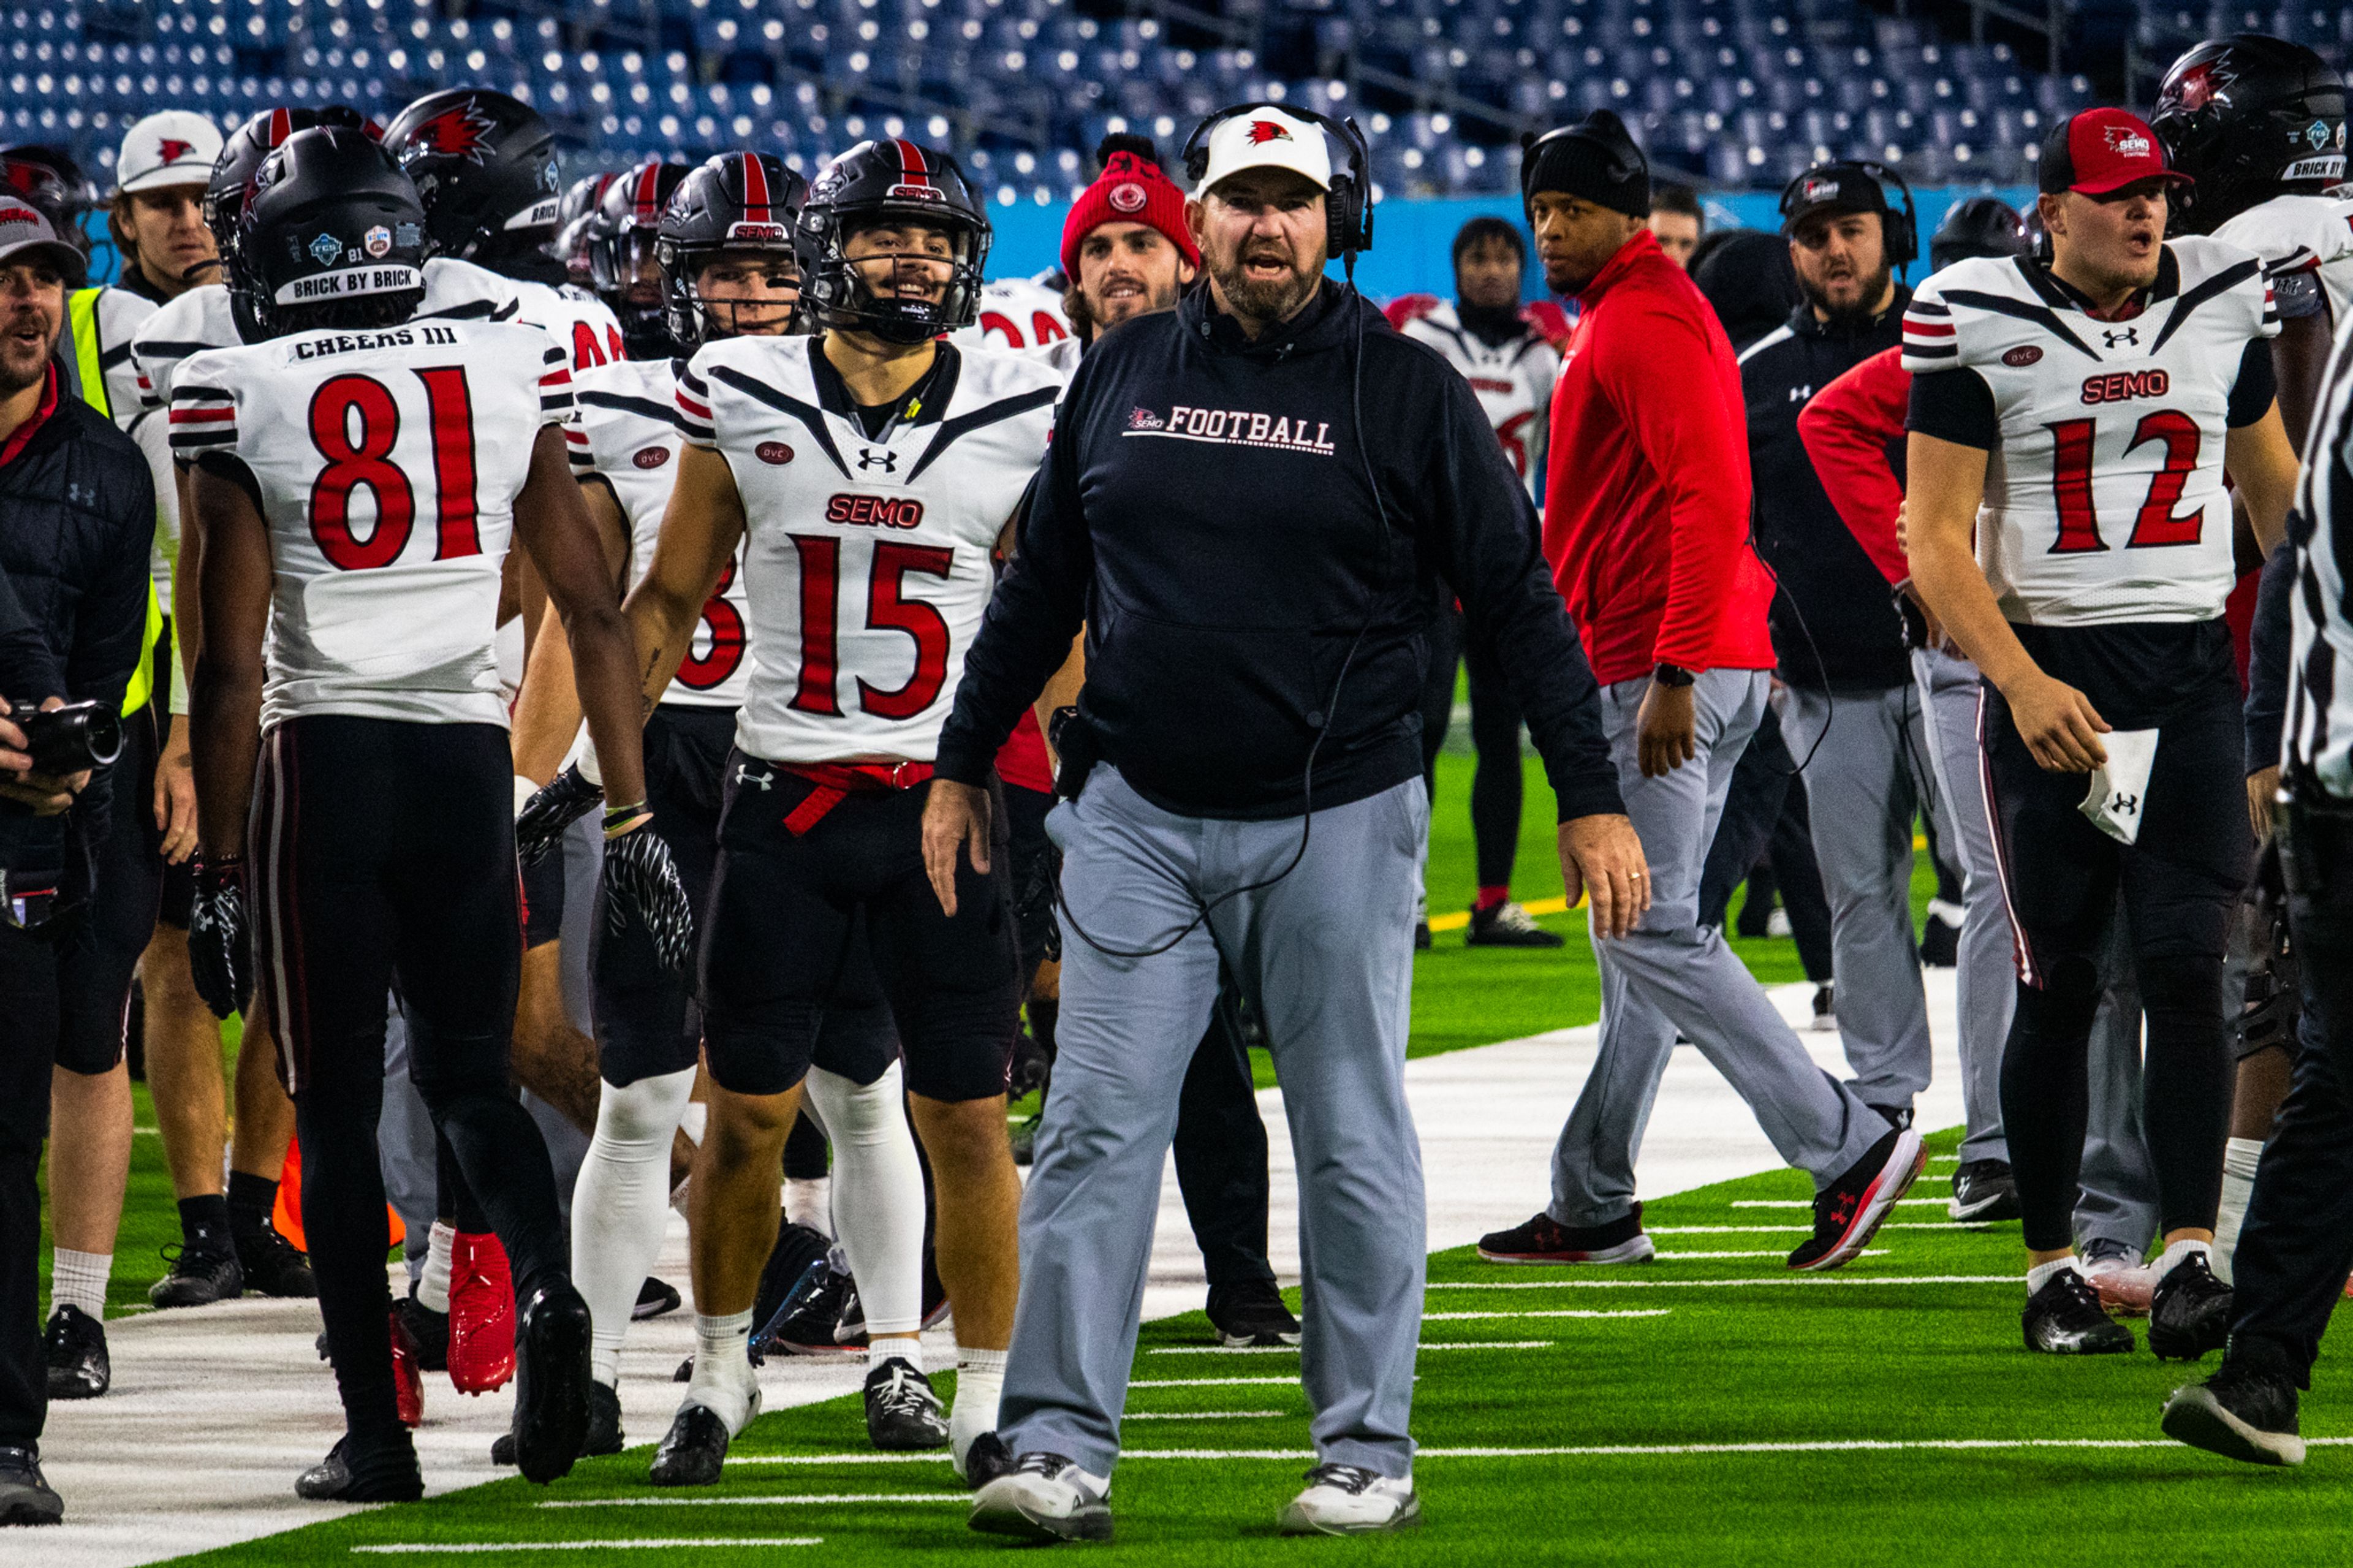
[1191,105,1332,196]
[115,112,223,195]
[0,199,87,283]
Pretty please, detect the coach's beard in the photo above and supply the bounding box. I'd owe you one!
[1212,245,1322,330]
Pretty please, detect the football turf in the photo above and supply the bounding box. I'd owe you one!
[162,1127,2353,1566]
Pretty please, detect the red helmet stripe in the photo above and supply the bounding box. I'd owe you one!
[268,108,292,147]
[634,163,662,222]
[740,154,771,226]
[893,139,931,185]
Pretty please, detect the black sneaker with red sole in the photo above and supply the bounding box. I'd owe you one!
[1786,1126,1925,1271]
[1477,1204,1655,1264]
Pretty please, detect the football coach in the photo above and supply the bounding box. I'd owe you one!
[923,104,1645,1542]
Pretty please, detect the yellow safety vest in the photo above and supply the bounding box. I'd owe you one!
[67,285,165,719]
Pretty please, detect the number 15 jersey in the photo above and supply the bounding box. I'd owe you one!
[678,337,1063,765]
[1902,236,2278,626]
[169,319,570,729]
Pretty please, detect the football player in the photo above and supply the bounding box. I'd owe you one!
[2152,32,2352,1283]
[173,127,662,1499]
[623,138,1056,1487]
[1903,107,2303,1358]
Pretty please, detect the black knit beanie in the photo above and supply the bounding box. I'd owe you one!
[1520,110,1651,219]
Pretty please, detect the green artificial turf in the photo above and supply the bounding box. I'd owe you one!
[168,1127,2346,1566]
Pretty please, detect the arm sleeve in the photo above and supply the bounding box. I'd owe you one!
[1417,355,1624,824]
[1906,366,1999,450]
[1797,347,1913,586]
[2245,538,2295,775]
[933,383,1097,786]
[1596,298,1752,672]
[67,455,159,711]
[2229,336,2278,428]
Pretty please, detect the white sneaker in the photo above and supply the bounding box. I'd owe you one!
[1278,1463,1421,1536]
[1766,908,1793,939]
[969,1452,1112,1543]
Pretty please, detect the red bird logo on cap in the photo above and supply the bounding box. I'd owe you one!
[2103,125,2154,159]
[156,138,197,164]
[1245,120,1292,146]
[411,99,499,163]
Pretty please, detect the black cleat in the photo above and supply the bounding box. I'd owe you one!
[1477,1206,1656,1265]
[2163,1358,2306,1465]
[1919,908,1960,968]
[1949,1159,2021,1223]
[1788,1127,1925,1271]
[1413,920,1431,950]
[633,1276,681,1321]
[393,1292,450,1373]
[42,1306,108,1399]
[2149,1252,2233,1362]
[149,1243,243,1308]
[235,1225,316,1298]
[650,1404,732,1487]
[496,1379,622,1466]
[510,1281,593,1485]
[294,1436,423,1502]
[0,1444,61,1526]
[1465,900,1565,948]
[2022,1267,2135,1355]
[960,1430,1015,1490]
[865,1357,951,1451]
[754,1258,860,1358]
[1206,1279,1302,1347]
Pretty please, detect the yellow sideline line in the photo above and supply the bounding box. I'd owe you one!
[1426,895,1573,934]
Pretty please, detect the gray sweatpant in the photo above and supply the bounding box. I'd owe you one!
[1781,681,1938,1113]
[1549,670,1886,1227]
[998,765,1427,1480]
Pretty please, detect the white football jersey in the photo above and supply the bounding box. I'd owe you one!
[1399,301,1558,496]
[959,274,1072,353]
[568,357,751,708]
[1902,237,2278,626]
[677,337,1063,764]
[513,277,627,374]
[168,319,570,728]
[2215,192,2353,332]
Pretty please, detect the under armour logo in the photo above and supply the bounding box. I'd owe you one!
[2102,327,2140,348]
[737,763,773,791]
[2107,792,2140,817]
[1788,385,1813,403]
[856,448,898,472]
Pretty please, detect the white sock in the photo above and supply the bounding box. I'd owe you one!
[801,1062,925,1337]
[951,1347,1007,1471]
[686,1309,759,1434]
[572,1067,696,1387]
[870,1334,923,1374]
[784,1176,833,1237]
[1927,897,1966,926]
[2213,1136,2264,1286]
[2025,1256,2082,1296]
[2151,1236,2212,1284]
[51,1248,112,1320]
[416,1221,458,1314]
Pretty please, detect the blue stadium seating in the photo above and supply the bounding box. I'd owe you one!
[5,0,2319,202]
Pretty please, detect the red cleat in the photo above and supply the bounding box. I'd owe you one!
[388,1306,425,1428]
[448,1230,517,1395]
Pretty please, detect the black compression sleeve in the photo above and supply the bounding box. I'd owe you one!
[1905,366,1999,450]
[2229,336,2278,428]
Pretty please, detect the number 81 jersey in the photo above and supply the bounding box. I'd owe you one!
[678,338,1063,765]
[1903,236,2277,626]
[170,319,569,727]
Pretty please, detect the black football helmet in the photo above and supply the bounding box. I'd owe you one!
[381,87,561,264]
[207,108,379,277]
[1928,196,2028,271]
[592,160,692,357]
[556,170,617,289]
[232,126,428,340]
[657,151,808,352]
[2153,34,2347,233]
[0,145,98,259]
[795,139,991,344]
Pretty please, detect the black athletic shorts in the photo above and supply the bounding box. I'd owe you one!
[1983,619,2252,986]
[700,754,1017,1103]
[248,716,521,1100]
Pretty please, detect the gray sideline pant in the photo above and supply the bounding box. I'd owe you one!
[1548,669,1886,1227]
[998,765,1427,1479]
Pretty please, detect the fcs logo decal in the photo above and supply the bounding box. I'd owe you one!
[1245,119,1293,145]
[632,446,672,470]
[755,441,795,465]
[409,99,499,163]
[2310,119,2335,151]
[155,137,199,164]
[825,494,925,529]
[2004,344,2044,367]
[2102,125,2154,160]
[308,231,344,267]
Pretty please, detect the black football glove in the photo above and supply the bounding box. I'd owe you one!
[602,825,697,975]
[188,852,252,1021]
[516,764,603,865]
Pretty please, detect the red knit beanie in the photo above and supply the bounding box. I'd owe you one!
[1060,143,1199,282]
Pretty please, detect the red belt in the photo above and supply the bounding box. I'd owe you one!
[779,760,935,836]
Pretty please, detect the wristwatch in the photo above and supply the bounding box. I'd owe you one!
[1651,662,1696,688]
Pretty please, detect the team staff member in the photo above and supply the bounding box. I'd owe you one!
[0,202,156,1528]
[1483,111,1923,1275]
[931,102,1643,1542]
[1647,182,1704,268]
[1741,162,1936,1128]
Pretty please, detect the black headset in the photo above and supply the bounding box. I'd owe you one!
[1181,103,1376,262]
[1778,159,1919,268]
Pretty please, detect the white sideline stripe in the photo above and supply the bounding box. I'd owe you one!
[1729,1199,1946,1208]
[1646,1224,1985,1234]
[1426,1276,2014,1290]
[353,1542,822,1554]
[1412,1299,1675,1309]
[1657,1249,1886,1259]
[539,1496,966,1508]
[1148,1340,1554,1354]
[1123,1410,1286,1419]
[1421,1309,1672,1321]
[1130,1377,1301,1387]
